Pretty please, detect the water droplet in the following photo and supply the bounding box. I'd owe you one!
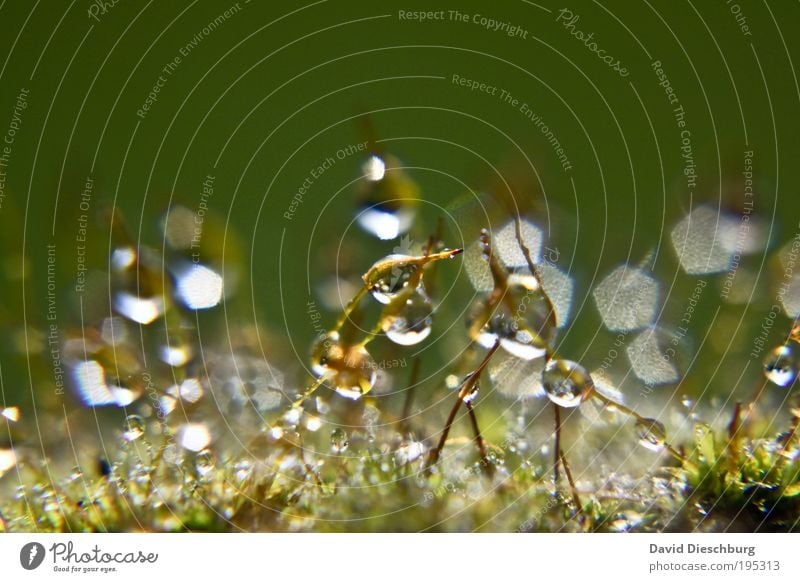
[1,407,20,422]
[357,201,416,240]
[122,415,145,442]
[158,395,177,416]
[466,302,501,349]
[445,374,460,390]
[395,441,426,465]
[233,459,253,481]
[0,449,16,477]
[166,378,204,403]
[362,154,386,181]
[764,344,798,387]
[194,450,215,479]
[609,512,644,532]
[159,343,192,367]
[111,246,137,271]
[381,288,434,346]
[71,360,139,407]
[310,331,377,400]
[305,415,322,432]
[355,155,418,240]
[174,262,224,310]
[460,373,480,404]
[113,292,165,325]
[635,418,667,452]
[177,423,212,452]
[310,331,339,375]
[468,272,555,360]
[330,428,349,453]
[542,359,592,408]
[364,254,420,305]
[283,406,302,427]
[314,397,330,415]
[110,246,168,324]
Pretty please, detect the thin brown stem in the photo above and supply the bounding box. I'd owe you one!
[426,396,463,470]
[333,285,369,333]
[590,389,685,463]
[744,376,768,417]
[775,403,800,473]
[553,403,582,515]
[724,401,743,473]
[559,450,582,514]
[465,401,494,477]
[513,218,558,330]
[426,342,500,471]
[293,375,328,408]
[553,404,562,483]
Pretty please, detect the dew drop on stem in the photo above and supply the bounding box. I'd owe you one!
[381,288,434,346]
[122,415,145,442]
[542,359,592,408]
[310,331,377,400]
[330,428,349,453]
[763,344,798,387]
[635,418,667,452]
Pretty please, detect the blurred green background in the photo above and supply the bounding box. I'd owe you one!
[1,0,798,420]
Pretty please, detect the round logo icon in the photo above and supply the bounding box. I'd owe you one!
[20,542,46,570]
